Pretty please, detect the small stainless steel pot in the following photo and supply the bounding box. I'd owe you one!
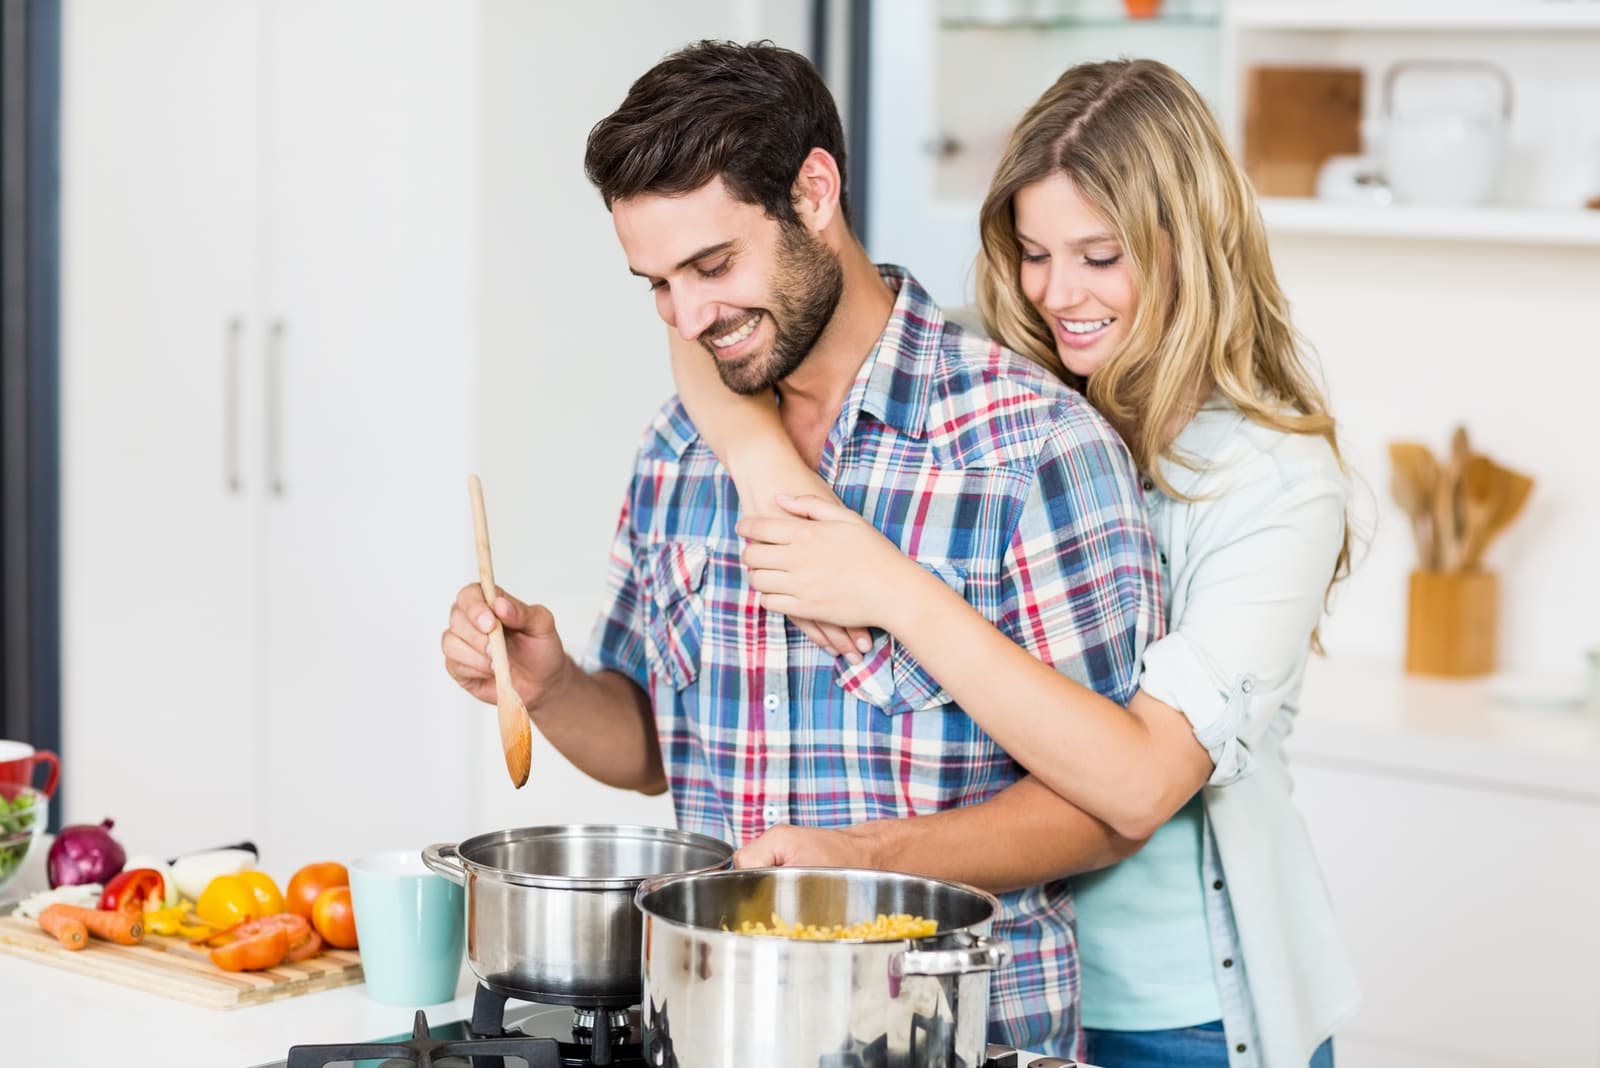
[423,824,732,1003]
[634,867,1009,1068]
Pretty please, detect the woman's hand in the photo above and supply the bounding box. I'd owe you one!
[738,494,920,635]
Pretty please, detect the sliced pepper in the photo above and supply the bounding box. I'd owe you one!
[144,903,212,939]
[99,868,166,915]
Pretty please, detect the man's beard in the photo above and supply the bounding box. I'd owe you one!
[703,224,844,396]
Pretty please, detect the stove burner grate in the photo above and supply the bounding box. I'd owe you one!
[284,1009,562,1068]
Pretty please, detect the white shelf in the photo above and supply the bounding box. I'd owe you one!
[1229,1,1600,32]
[1259,198,1600,246]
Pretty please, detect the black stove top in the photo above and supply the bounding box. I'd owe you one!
[270,984,644,1068]
[267,982,1051,1068]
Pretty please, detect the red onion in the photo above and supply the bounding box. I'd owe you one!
[47,818,127,888]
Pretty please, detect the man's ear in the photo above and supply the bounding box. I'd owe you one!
[791,147,843,234]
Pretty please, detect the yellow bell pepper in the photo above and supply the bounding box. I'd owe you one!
[196,871,283,928]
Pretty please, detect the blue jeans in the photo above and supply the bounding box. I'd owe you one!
[1084,1021,1335,1067]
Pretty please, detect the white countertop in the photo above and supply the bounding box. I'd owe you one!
[1292,655,1600,803]
[1,835,483,1067]
[2,841,1056,1066]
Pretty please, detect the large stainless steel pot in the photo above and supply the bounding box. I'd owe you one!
[635,867,1009,1068]
[423,824,732,1003]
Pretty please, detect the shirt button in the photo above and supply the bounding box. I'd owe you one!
[1213,879,1224,891]
[1140,477,1155,492]
[1158,552,1168,565]
[1222,958,1234,968]
[763,803,778,823]
[763,693,779,710]
[1236,1044,1247,1054]
[1240,677,1255,694]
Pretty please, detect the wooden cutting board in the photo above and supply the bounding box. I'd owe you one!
[1243,66,1365,197]
[0,912,363,1008]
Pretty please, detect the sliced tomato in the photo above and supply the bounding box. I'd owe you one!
[284,930,323,963]
[209,925,289,972]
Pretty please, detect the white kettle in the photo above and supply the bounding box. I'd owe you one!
[1382,60,1512,207]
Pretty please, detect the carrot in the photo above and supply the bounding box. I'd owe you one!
[37,905,88,950]
[44,903,144,945]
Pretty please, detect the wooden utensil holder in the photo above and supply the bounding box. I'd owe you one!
[1405,569,1497,677]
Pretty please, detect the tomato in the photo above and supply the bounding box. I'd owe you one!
[311,885,358,949]
[209,925,288,972]
[237,870,285,916]
[98,868,166,915]
[285,861,349,920]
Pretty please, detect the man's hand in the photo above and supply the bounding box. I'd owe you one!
[734,823,883,869]
[441,583,570,709]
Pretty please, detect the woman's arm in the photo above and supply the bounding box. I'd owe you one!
[740,494,1211,842]
[741,470,1347,841]
[669,330,827,517]
[668,330,871,658]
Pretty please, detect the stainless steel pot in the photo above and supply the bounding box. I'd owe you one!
[422,824,732,1003]
[634,867,1009,1068]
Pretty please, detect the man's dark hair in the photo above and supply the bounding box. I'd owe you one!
[584,40,850,227]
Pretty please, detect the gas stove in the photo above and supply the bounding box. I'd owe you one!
[264,981,1076,1068]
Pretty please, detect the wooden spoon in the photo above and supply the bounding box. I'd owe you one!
[468,474,532,789]
[1388,441,1439,570]
[1460,456,1534,570]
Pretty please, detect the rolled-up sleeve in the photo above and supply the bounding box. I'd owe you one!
[1140,475,1347,786]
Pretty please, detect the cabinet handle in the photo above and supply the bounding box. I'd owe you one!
[265,319,286,497]
[223,317,244,493]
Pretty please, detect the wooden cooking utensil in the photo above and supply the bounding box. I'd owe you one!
[1460,456,1534,570]
[1432,425,1471,572]
[1388,441,1439,569]
[468,474,532,789]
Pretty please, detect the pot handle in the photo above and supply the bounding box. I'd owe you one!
[890,934,1010,979]
[422,842,466,885]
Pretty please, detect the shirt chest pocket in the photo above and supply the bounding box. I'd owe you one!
[642,541,707,692]
[836,562,966,715]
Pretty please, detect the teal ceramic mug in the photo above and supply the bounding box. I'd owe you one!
[349,850,466,1005]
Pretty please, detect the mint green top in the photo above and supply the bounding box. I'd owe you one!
[1075,795,1220,1028]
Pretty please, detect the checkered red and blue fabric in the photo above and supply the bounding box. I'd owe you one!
[586,266,1162,1056]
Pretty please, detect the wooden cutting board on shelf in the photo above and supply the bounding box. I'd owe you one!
[0,911,363,1008]
[1243,66,1365,197]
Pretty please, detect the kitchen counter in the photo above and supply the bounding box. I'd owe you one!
[0,836,481,1067]
[1292,654,1600,804]
[2,842,1059,1066]
[1,830,482,1066]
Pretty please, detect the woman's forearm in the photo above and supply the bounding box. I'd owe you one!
[882,572,1213,841]
[669,331,829,517]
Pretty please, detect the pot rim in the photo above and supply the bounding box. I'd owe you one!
[633,865,1002,944]
[452,823,734,891]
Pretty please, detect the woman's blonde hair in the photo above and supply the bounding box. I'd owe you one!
[976,58,1350,625]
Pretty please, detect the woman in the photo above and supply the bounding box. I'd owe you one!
[668,59,1357,1067]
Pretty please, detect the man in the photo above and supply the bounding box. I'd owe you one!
[441,40,1161,1056]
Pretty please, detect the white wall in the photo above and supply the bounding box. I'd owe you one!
[1274,236,1600,675]
[471,2,813,837]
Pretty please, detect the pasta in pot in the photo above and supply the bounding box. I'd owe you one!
[732,912,938,941]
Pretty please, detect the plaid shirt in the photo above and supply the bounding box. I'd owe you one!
[586,266,1161,1056]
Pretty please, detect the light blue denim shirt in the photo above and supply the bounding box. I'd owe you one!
[1077,398,1361,1067]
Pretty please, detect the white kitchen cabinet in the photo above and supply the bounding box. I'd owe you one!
[61,0,480,871]
[1289,658,1600,1067]
[1293,759,1600,1067]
